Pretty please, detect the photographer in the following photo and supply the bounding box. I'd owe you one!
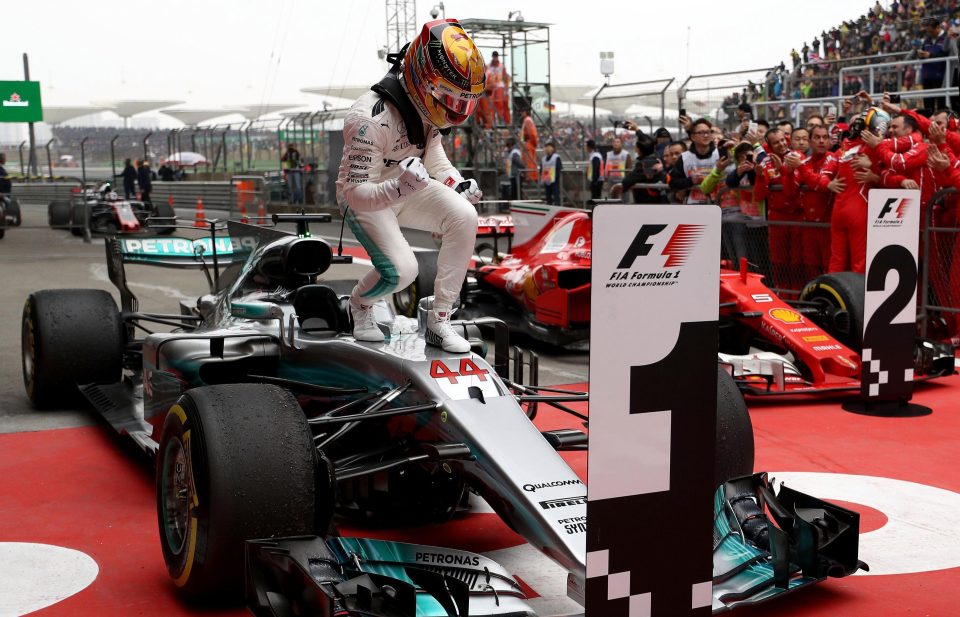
[620,125,667,204]
[668,117,720,204]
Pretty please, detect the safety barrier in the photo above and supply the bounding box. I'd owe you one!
[13,181,240,212]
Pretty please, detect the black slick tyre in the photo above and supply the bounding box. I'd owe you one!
[152,201,176,235]
[392,249,439,317]
[69,203,86,236]
[22,289,123,408]
[7,198,21,226]
[800,272,866,351]
[715,366,754,487]
[48,200,71,228]
[156,384,320,599]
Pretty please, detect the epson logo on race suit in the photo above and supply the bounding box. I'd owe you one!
[522,479,583,493]
[415,552,480,566]
[606,224,705,289]
[348,154,372,163]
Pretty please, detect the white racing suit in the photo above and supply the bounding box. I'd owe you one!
[335,91,477,312]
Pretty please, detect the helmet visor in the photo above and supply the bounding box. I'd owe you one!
[431,90,478,125]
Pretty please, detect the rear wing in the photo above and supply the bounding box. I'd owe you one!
[114,236,253,268]
[105,235,255,313]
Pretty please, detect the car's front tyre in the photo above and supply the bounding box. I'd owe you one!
[156,384,321,599]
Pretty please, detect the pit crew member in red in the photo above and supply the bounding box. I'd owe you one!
[784,124,836,280]
[816,108,889,273]
[336,19,485,352]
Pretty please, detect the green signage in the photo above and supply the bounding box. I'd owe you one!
[0,81,43,123]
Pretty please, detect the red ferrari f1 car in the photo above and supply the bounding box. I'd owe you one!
[396,205,955,395]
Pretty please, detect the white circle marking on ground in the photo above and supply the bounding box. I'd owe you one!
[0,543,99,616]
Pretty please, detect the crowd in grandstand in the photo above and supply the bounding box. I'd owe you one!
[731,1,959,108]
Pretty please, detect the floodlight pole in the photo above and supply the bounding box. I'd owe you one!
[23,53,38,175]
[592,83,608,138]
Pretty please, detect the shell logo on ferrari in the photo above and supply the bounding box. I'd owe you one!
[768,308,804,324]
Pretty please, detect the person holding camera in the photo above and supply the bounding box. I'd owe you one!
[620,125,666,204]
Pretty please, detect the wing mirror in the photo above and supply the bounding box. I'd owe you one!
[230,301,285,321]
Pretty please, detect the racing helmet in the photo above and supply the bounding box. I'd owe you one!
[401,19,485,129]
[863,107,891,136]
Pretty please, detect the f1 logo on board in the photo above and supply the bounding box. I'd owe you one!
[874,197,911,227]
[607,224,705,289]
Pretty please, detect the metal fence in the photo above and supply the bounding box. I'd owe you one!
[921,188,960,338]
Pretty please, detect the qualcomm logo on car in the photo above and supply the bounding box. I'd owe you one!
[605,224,704,290]
[523,479,584,493]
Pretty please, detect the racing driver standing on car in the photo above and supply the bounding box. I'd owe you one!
[336,19,485,352]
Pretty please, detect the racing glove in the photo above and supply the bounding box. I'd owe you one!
[396,157,429,198]
[455,179,483,205]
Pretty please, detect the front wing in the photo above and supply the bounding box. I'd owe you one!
[246,536,536,617]
[247,474,865,616]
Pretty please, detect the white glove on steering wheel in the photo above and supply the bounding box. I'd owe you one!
[456,179,483,205]
[396,156,429,198]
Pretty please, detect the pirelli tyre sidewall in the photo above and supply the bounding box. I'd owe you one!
[156,384,318,599]
[22,289,123,408]
[800,271,866,351]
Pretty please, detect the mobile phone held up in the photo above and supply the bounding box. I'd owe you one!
[890,93,902,104]
[679,108,687,117]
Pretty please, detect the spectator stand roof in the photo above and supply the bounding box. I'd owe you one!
[301,86,371,104]
[92,100,185,119]
[158,109,238,126]
[224,103,305,121]
[41,106,107,125]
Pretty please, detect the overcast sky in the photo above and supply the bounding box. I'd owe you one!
[1,0,883,115]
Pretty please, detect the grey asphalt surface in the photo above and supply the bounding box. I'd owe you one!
[0,200,588,434]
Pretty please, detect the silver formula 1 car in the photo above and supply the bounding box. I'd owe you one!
[21,215,863,615]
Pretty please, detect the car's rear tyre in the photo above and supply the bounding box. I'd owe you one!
[152,201,176,235]
[69,203,87,236]
[22,289,123,408]
[156,384,321,599]
[715,366,755,487]
[392,249,438,317]
[800,272,865,351]
[48,200,71,228]
[6,198,21,226]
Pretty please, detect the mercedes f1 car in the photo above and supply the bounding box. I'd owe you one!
[22,216,863,614]
[46,182,174,235]
[401,205,954,394]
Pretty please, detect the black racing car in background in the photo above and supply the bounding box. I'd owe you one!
[21,216,864,614]
[46,182,174,235]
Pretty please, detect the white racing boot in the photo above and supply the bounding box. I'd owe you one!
[426,309,471,353]
[350,299,385,342]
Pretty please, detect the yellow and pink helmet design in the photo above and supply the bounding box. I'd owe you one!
[402,19,486,129]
